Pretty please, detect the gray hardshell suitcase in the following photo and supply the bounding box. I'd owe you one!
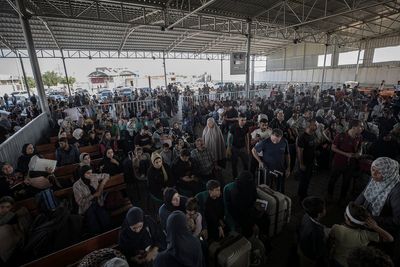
[256,184,291,237]
[209,233,251,267]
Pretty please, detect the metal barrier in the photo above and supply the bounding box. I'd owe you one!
[180,89,272,105]
[0,113,51,167]
[65,99,159,119]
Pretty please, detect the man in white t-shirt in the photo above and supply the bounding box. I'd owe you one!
[251,118,272,145]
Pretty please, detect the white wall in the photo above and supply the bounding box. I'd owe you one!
[255,66,400,86]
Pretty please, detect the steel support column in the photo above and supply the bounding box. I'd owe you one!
[321,43,329,92]
[18,53,30,98]
[245,20,252,98]
[354,41,362,82]
[163,51,168,90]
[16,0,50,114]
[220,57,223,83]
[251,55,255,87]
[61,50,72,96]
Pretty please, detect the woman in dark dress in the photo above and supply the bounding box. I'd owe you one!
[101,148,121,176]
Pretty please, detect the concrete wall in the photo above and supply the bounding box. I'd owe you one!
[257,36,400,85]
[255,65,400,85]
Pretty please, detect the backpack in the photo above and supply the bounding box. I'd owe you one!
[23,207,83,260]
[249,234,267,267]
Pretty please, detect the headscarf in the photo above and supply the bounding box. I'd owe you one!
[165,211,203,267]
[79,153,89,166]
[79,165,96,194]
[202,118,226,162]
[73,128,83,140]
[119,207,152,254]
[163,188,184,212]
[363,157,400,216]
[151,152,168,183]
[17,143,37,174]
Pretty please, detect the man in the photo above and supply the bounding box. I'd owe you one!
[249,117,272,174]
[202,180,225,241]
[252,128,290,193]
[191,138,215,182]
[56,137,80,166]
[296,119,317,201]
[134,126,153,153]
[250,118,272,146]
[172,149,203,196]
[269,109,291,141]
[327,119,363,202]
[152,123,169,150]
[227,113,249,178]
[222,102,238,133]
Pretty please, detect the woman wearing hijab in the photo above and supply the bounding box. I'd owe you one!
[72,128,87,148]
[154,211,204,267]
[101,148,121,176]
[73,165,111,234]
[355,157,400,264]
[119,207,164,266]
[158,188,187,230]
[147,153,174,200]
[202,118,226,167]
[16,143,38,176]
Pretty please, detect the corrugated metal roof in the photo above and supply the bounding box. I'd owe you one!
[0,0,399,57]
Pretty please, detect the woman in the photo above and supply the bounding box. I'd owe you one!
[72,128,87,147]
[154,211,204,267]
[202,118,226,167]
[158,188,187,230]
[16,143,38,176]
[119,207,164,266]
[355,157,400,265]
[99,131,118,156]
[147,153,174,200]
[131,147,151,180]
[101,148,121,176]
[73,165,111,234]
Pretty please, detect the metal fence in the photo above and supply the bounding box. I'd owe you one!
[64,99,160,120]
[0,113,51,167]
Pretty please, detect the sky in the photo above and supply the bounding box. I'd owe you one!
[0,57,252,87]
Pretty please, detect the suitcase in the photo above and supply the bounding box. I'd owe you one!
[256,167,283,188]
[209,232,251,267]
[256,184,291,237]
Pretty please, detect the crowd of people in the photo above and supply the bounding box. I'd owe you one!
[0,82,399,267]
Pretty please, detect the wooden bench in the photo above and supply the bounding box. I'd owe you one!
[54,158,102,180]
[36,143,56,154]
[21,227,121,267]
[42,145,100,161]
[14,173,127,217]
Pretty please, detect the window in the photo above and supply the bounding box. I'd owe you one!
[338,50,364,65]
[317,54,332,67]
[373,45,400,63]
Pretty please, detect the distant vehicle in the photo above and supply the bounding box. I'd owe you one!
[75,88,90,95]
[119,87,133,97]
[99,89,113,100]
[48,92,65,101]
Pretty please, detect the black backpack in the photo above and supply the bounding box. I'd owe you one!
[23,207,83,260]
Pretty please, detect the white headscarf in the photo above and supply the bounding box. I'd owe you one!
[363,157,400,216]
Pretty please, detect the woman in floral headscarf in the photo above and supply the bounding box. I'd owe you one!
[355,157,400,265]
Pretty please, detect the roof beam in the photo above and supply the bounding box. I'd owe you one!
[166,0,217,30]
[37,17,61,49]
[0,34,17,53]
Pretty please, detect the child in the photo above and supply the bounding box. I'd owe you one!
[298,196,328,267]
[185,197,202,238]
[329,202,393,267]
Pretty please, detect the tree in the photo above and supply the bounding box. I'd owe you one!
[42,71,61,88]
[26,77,36,89]
[60,76,76,86]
